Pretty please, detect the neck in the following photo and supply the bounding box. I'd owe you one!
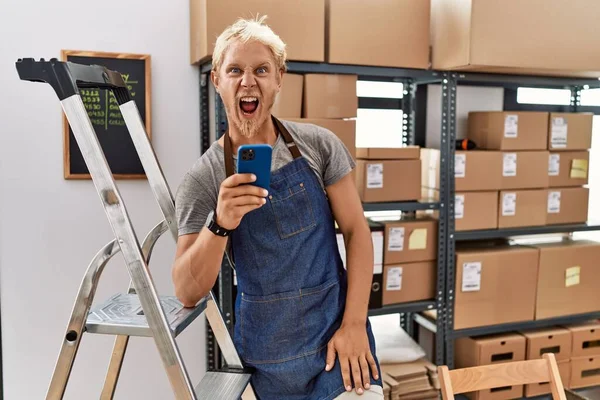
[226,117,278,153]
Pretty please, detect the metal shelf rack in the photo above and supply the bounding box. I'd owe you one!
[443,70,600,369]
[199,60,450,370]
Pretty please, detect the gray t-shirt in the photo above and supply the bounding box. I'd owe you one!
[175,119,356,236]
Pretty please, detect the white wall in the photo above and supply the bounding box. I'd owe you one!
[0,1,205,399]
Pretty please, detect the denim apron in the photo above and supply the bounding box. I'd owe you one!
[223,116,382,400]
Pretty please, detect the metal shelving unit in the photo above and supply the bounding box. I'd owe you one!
[443,71,600,369]
[199,61,450,369]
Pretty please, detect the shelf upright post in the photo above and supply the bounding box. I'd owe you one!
[441,73,458,368]
[571,85,583,113]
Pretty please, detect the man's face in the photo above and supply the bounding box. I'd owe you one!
[213,40,283,138]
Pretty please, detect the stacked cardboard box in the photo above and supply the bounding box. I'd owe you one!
[455,333,527,400]
[422,111,592,231]
[356,147,421,203]
[454,239,600,330]
[287,73,358,160]
[380,216,437,307]
[565,321,600,389]
[381,358,440,400]
[545,113,592,225]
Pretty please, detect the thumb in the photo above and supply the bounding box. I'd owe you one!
[325,340,336,371]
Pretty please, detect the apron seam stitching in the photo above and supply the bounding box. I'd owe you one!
[244,342,328,364]
[241,280,338,303]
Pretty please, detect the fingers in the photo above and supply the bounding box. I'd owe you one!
[225,184,268,199]
[325,341,336,372]
[230,195,267,208]
[221,173,256,188]
[367,351,379,380]
[350,358,364,394]
[340,356,352,392]
[360,355,371,390]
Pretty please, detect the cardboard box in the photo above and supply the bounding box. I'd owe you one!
[286,118,356,158]
[190,0,325,64]
[546,187,589,225]
[566,321,600,358]
[327,0,430,69]
[500,151,550,190]
[454,245,539,329]
[498,190,547,228]
[548,113,593,151]
[303,74,357,119]
[525,360,571,397]
[426,189,498,231]
[421,148,503,191]
[468,112,549,151]
[382,261,436,306]
[356,160,420,202]
[431,0,600,77]
[570,356,600,389]
[455,333,526,400]
[358,146,420,160]
[533,241,600,320]
[521,328,572,361]
[383,218,437,265]
[549,151,590,187]
[271,73,303,118]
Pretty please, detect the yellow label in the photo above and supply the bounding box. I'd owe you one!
[408,228,428,250]
[565,266,581,287]
[570,159,588,179]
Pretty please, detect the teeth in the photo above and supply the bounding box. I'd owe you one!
[241,97,258,102]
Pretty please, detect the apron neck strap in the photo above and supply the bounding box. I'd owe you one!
[224,115,301,178]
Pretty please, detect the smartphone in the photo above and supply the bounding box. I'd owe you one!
[237,144,272,190]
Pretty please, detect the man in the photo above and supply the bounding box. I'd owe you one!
[172,16,383,399]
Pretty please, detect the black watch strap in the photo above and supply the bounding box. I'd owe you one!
[206,210,231,237]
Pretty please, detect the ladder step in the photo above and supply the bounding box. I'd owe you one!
[195,371,252,399]
[86,293,206,337]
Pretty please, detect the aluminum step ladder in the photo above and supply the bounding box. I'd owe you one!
[15,58,254,400]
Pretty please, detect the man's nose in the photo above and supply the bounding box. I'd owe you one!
[241,70,256,88]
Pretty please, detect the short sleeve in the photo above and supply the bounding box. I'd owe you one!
[314,126,357,187]
[175,173,216,236]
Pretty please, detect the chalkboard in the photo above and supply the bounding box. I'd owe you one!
[61,50,151,179]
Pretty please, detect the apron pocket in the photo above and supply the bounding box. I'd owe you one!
[240,289,305,364]
[269,182,317,239]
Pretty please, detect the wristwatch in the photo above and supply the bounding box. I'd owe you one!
[205,210,232,237]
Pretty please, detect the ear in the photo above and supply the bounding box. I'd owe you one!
[211,70,220,93]
[276,69,284,90]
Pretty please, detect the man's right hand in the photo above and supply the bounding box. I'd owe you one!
[216,173,268,230]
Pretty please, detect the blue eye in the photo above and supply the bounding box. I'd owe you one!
[230,67,240,74]
[257,67,267,74]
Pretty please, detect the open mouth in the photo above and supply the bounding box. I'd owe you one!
[239,96,259,116]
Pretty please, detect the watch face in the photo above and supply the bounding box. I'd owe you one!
[206,210,215,227]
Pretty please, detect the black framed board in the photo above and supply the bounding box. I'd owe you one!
[61,50,151,179]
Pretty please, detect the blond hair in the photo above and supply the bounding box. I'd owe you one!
[212,15,287,73]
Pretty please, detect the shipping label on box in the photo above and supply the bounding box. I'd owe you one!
[386,267,403,291]
[548,154,560,176]
[367,163,383,189]
[462,262,482,292]
[550,116,568,149]
[455,194,465,219]
[504,114,519,138]
[387,227,405,252]
[547,191,561,214]
[502,193,517,216]
[382,261,436,306]
[455,154,466,178]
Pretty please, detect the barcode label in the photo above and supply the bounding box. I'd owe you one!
[548,154,560,176]
[455,154,466,178]
[503,153,517,177]
[386,267,403,291]
[551,117,568,148]
[504,115,518,138]
[367,163,384,189]
[455,194,465,219]
[502,193,517,216]
[462,262,482,292]
[548,191,561,214]
[388,227,405,252]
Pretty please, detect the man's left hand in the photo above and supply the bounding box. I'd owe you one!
[325,322,379,394]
